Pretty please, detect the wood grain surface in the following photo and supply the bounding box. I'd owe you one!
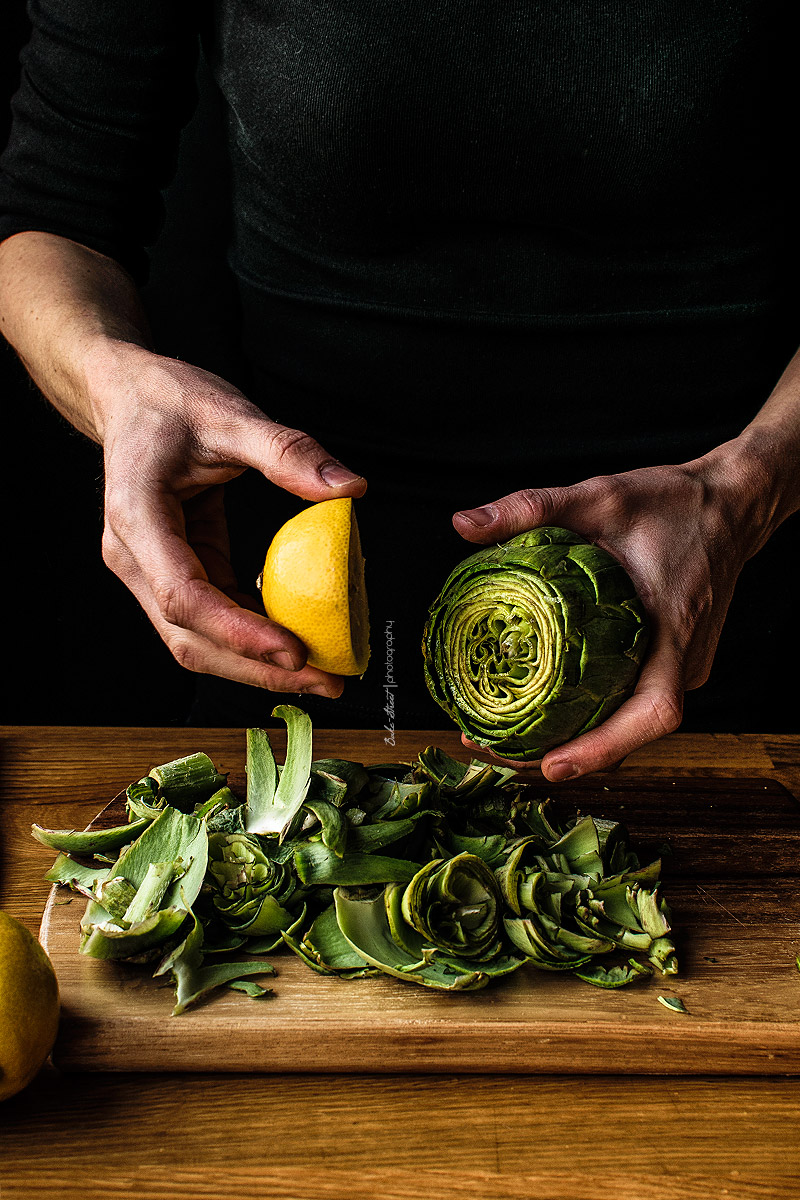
[2,1067,799,1200]
[2,727,800,1200]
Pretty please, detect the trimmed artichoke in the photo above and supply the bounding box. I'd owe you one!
[206,833,300,937]
[401,852,503,961]
[422,526,648,760]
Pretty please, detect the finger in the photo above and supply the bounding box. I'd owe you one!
[159,624,345,698]
[210,411,368,502]
[460,733,542,771]
[452,483,590,544]
[539,637,684,781]
[105,530,344,695]
[104,490,308,670]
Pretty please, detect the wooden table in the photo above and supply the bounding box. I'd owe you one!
[2,726,800,1200]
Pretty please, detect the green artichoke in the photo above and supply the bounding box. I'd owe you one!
[422,526,648,760]
[498,829,678,984]
[206,832,300,937]
[401,852,503,961]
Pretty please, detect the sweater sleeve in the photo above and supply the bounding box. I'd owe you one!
[0,0,200,283]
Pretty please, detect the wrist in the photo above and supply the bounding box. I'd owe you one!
[696,423,799,557]
[81,337,155,444]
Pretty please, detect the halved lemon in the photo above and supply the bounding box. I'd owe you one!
[260,497,370,675]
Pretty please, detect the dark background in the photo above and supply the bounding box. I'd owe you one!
[1,5,795,730]
[1,5,237,726]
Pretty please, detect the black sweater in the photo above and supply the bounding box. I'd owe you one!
[1,1,798,725]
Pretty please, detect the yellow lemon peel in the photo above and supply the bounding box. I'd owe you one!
[0,911,60,1102]
[260,497,370,676]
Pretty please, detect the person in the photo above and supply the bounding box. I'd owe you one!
[1,2,798,778]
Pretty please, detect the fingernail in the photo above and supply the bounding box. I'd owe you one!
[264,650,301,671]
[546,760,581,782]
[456,506,495,528]
[320,462,362,487]
[300,684,333,698]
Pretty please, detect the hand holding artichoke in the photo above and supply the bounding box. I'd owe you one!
[423,527,648,761]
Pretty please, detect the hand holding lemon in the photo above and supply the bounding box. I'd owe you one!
[0,911,60,1102]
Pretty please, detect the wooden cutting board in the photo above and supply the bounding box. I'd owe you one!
[40,771,800,1075]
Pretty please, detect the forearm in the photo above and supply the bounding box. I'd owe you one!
[745,348,800,517]
[709,349,800,538]
[0,230,151,442]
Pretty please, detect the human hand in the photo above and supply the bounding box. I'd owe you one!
[452,441,779,780]
[92,342,366,697]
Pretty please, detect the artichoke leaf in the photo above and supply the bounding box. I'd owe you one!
[245,708,312,837]
[31,816,151,856]
[248,902,309,954]
[370,779,440,821]
[416,747,516,797]
[300,796,348,858]
[333,888,490,991]
[574,961,652,988]
[297,902,373,974]
[635,886,672,938]
[125,776,165,821]
[582,880,650,933]
[108,805,208,914]
[154,911,275,1015]
[649,934,679,975]
[435,827,509,867]
[294,842,421,886]
[657,995,689,1013]
[309,758,369,805]
[349,810,435,854]
[227,979,273,999]
[504,914,606,963]
[592,858,663,894]
[44,852,111,898]
[79,898,190,960]
[573,909,652,951]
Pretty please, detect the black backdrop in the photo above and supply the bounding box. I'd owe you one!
[1,6,231,726]
[1,7,795,730]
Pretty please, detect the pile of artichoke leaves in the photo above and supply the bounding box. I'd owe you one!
[33,706,677,1014]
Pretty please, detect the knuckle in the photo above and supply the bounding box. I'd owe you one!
[152,578,200,629]
[167,635,202,673]
[646,690,683,737]
[512,488,551,526]
[104,487,139,544]
[101,528,122,572]
[264,425,318,467]
[585,473,628,517]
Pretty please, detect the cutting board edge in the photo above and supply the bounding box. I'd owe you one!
[47,1009,800,1077]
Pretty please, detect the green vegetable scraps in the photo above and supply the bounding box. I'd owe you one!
[657,995,689,1014]
[32,707,678,1013]
[422,526,649,761]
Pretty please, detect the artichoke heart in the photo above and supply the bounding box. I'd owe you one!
[422,526,648,760]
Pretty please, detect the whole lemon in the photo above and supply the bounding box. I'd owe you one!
[0,910,60,1102]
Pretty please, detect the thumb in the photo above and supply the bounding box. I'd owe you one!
[453,484,587,544]
[216,410,367,502]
